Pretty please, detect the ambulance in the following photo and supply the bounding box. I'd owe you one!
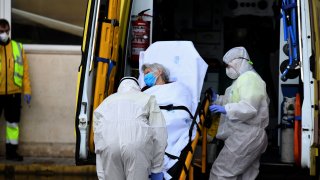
[75,0,320,178]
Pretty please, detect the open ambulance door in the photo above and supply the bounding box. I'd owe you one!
[281,0,320,176]
[74,0,133,165]
[302,0,320,176]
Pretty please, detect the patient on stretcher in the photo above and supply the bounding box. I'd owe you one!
[138,41,208,179]
[141,63,194,179]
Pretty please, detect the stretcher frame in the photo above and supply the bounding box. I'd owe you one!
[179,90,211,180]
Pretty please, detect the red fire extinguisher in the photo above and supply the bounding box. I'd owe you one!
[131,9,151,67]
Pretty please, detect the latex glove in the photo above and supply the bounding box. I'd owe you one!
[209,105,226,114]
[24,94,31,104]
[150,172,164,180]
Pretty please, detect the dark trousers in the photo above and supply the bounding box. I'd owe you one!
[0,93,21,123]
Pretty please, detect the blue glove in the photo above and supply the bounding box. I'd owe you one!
[24,94,31,104]
[209,105,226,114]
[150,172,164,180]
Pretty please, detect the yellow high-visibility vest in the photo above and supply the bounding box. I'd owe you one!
[11,40,24,87]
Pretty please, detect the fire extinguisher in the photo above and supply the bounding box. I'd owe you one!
[131,9,151,67]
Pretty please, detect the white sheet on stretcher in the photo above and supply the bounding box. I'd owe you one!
[138,41,208,115]
[138,41,208,179]
[143,82,193,171]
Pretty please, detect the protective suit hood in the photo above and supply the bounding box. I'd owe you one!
[117,77,140,93]
[223,47,254,76]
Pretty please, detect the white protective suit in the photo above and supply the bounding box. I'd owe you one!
[93,77,168,180]
[210,47,269,180]
[143,81,193,179]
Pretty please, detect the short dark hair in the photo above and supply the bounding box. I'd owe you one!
[0,19,10,29]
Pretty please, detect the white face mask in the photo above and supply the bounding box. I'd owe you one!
[226,66,240,79]
[0,32,9,43]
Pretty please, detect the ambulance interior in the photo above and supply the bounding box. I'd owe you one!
[127,0,289,168]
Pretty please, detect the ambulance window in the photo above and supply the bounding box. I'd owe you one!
[11,0,88,45]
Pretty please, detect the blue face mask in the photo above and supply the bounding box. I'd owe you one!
[144,72,157,87]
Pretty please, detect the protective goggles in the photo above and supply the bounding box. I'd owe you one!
[223,57,253,67]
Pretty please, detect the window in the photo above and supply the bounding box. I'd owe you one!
[11,0,88,45]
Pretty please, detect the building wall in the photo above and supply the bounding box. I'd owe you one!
[0,46,81,157]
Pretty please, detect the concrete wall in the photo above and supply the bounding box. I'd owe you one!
[0,45,81,157]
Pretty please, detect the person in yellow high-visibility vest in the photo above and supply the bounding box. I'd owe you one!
[0,19,31,161]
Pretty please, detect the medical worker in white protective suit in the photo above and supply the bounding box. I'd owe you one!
[93,77,168,180]
[209,47,269,180]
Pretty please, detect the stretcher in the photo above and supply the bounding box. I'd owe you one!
[280,0,299,81]
[138,41,212,179]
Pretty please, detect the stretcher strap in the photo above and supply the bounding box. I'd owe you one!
[165,152,179,160]
[160,101,205,177]
[165,146,190,175]
[159,104,193,119]
[159,104,201,140]
[159,103,201,137]
[189,102,202,141]
[160,103,200,155]
[166,96,209,178]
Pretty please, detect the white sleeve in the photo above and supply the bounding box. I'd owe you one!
[93,111,106,154]
[225,74,265,121]
[215,94,224,105]
[96,153,105,180]
[148,95,168,173]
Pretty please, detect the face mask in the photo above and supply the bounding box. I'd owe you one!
[0,32,9,43]
[226,66,240,79]
[144,72,157,87]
